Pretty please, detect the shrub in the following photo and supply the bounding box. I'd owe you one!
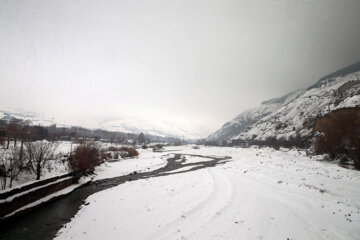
[69,142,102,175]
[118,147,139,158]
[152,144,164,151]
[101,151,111,161]
[314,107,360,169]
[107,146,139,158]
[108,146,119,151]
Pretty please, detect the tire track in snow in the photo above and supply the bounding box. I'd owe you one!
[151,168,234,240]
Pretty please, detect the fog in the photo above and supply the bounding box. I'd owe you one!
[1,0,360,136]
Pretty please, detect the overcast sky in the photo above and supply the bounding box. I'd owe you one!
[1,0,360,136]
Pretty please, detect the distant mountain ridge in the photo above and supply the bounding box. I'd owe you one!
[0,108,204,140]
[97,118,207,140]
[207,61,360,144]
[308,61,360,90]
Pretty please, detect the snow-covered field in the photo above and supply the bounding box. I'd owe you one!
[93,149,167,181]
[55,145,360,240]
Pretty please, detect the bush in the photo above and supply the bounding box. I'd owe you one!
[108,146,119,151]
[69,142,102,175]
[107,146,139,158]
[101,151,111,161]
[152,144,164,151]
[262,133,307,150]
[119,147,139,158]
[314,107,360,169]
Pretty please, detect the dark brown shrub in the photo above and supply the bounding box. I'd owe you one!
[118,147,139,158]
[108,146,120,151]
[101,151,111,161]
[107,146,139,158]
[314,107,360,169]
[69,142,102,175]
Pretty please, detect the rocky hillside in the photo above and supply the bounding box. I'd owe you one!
[207,62,360,144]
[206,90,305,143]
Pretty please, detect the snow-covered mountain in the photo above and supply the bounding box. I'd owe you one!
[206,90,305,143]
[0,108,57,127]
[0,108,204,140]
[97,118,207,140]
[207,61,360,144]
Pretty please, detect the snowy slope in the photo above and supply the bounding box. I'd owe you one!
[234,71,360,141]
[55,146,360,240]
[206,90,305,142]
[0,108,204,139]
[98,118,207,139]
[0,108,56,126]
[208,63,360,143]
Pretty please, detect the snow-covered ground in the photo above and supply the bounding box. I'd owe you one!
[93,149,167,181]
[55,145,360,240]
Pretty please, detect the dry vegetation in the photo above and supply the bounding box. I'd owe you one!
[314,107,360,169]
[69,141,103,175]
[107,146,139,158]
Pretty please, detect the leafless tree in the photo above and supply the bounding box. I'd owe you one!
[25,140,58,180]
[0,149,7,190]
[0,146,23,189]
[4,123,21,149]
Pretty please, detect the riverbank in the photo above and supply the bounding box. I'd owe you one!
[55,146,360,240]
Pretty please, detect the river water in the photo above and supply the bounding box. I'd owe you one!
[0,153,229,240]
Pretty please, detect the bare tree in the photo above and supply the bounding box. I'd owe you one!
[137,132,146,145]
[8,147,23,188]
[0,147,23,189]
[25,140,58,180]
[0,149,8,190]
[4,123,21,149]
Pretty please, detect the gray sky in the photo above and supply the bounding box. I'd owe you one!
[1,0,360,136]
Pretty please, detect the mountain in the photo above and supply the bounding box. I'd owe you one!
[206,90,305,143]
[0,108,204,140]
[0,109,57,127]
[97,118,206,140]
[308,61,360,90]
[207,62,360,144]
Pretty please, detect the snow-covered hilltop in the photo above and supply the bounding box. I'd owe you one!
[207,61,360,144]
[98,118,206,140]
[0,108,203,140]
[0,109,56,127]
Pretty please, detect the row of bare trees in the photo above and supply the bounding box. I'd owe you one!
[0,139,57,190]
